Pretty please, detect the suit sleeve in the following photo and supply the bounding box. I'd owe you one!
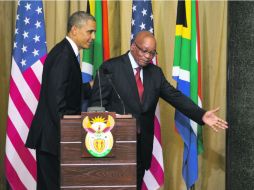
[46,53,73,121]
[158,68,206,125]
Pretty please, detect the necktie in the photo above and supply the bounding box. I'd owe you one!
[77,53,80,65]
[135,67,144,102]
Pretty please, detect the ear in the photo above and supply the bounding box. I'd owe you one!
[130,43,135,51]
[71,25,78,36]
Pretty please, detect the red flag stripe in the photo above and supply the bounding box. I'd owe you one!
[11,59,38,114]
[5,156,27,190]
[154,114,162,142]
[196,0,202,98]
[102,0,110,60]
[9,77,34,127]
[7,118,37,180]
[5,136,36,189]
[142,183,148,190]
[23,65,42,101]
[148,154,164,185]
[8,97,31,142]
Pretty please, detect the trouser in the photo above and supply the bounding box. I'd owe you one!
[137,134,146,190]
[36,150,60,190]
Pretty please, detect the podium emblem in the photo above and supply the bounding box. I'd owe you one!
[82,115,115,157]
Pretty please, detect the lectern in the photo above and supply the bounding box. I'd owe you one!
[60,113,137,190]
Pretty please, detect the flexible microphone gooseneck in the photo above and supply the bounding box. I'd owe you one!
[87,69,105,112]
[97,69,103,108]
[103,69,126,115]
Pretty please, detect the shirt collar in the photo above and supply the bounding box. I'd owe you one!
[65,36,79,57]
[128,52,140,70]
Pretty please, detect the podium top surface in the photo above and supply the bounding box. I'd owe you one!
[63,113,132,119]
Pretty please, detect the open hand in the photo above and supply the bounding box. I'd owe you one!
[202,107,228,132]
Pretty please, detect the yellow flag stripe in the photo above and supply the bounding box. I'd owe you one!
[175,0,191,40]
[89,0,95,16]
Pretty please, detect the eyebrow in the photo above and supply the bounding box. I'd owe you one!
[134,42,157,55]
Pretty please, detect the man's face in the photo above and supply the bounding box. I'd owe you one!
[130,37,157,67]
[74,20,96,49]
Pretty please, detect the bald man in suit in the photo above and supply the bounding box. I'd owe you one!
[90,31,228,189]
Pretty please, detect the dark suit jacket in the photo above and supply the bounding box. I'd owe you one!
[90,52,206,169]
[26,38,90,156]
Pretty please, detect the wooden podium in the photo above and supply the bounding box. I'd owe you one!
[60,113,137,190]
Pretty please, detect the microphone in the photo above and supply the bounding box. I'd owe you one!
[87,69,105,112]
[103,68,126,115]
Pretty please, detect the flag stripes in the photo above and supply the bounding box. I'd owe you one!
[81,0,110,111]
[11,60,38,114]
[5,1,47,189]
[172,0,203,188]
[131,1,164,189]
[5,153,28,190]
[6,118,36,177]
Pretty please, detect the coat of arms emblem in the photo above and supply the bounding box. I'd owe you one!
[82,115,115,157]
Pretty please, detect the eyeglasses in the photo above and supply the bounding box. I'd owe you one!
[134,42,157,57]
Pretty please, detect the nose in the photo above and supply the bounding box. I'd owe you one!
[91,32,96,40]
[144,52,153,59]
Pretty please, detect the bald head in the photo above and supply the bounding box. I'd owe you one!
[132,31,156,46]
[130,31,157,67]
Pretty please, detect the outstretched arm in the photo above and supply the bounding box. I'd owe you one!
[202,107,228,132]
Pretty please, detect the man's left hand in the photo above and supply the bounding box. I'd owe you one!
[202,107,228,132]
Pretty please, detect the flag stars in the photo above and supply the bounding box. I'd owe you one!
[131,33,134,40]
[20,59,26,66]
[21,45,27,53]
[139,22,146,30]
[16,14,20,20]
[150,14,153,20]
[14,42,17,48]
[36,6,42,14]
[35,20,41,28]
[33,35,40,43]
[141,8,147,16]
[15,28,18,34]
[132,5,137,12]
[22,31,29,39]
[149,27,154,33]
[131,19,135,26]
[25,3,31,11]
[32,49,39,56]
[24,17,30,25]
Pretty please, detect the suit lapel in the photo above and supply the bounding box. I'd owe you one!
[121,53,141,106]
[64,39,81,71]
[142,66,151,108]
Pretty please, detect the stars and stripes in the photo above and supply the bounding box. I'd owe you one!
[131,1,164,190]
[5,0,47,189]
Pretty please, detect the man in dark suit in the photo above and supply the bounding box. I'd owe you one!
[25,11,96,189]
[90,31,228,189]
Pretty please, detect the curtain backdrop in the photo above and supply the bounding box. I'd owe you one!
[0,1,227,190]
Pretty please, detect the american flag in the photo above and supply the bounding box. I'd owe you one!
[5,0,47,189]
[131,1,164,189]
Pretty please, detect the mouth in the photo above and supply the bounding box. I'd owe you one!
[142,59,151,64]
